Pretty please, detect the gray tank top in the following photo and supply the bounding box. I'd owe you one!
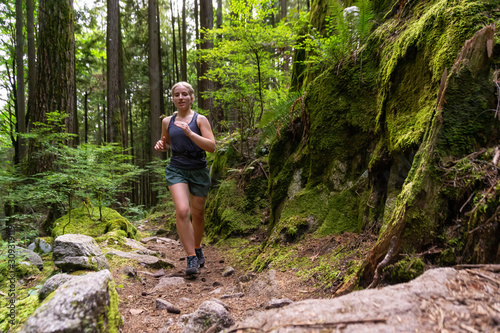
[168,112,207,170]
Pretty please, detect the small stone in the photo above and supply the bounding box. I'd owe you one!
[239,272,256,283]
[221,292,244,299]
[155,299,181,314]
[153,269,166,278]
[129,309,144,315]
[265,298,294,309]
[121,266,137,278]
[209,288,222,294]
[209,298,229,310]
[222,267,235,277]
[213,281,223,287]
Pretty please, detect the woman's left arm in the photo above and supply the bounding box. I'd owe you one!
[176,115,216,153]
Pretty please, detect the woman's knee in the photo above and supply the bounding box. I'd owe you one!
[176,205,191,220]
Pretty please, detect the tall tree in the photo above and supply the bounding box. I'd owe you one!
[107,0,123,144]
[26,0,36,131]
[181,0,187,81]
[29,0,75,173]
[149,0,162,159]
[170,3,179,83]
[67,0,78,147]
[199,0,214,117]
[194,0,200,102]
[15,0,26,163]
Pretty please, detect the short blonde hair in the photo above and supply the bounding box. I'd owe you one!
[171,81,195,100]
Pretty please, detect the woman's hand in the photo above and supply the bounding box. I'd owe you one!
[174,121,192,136]
[154,136,170,151]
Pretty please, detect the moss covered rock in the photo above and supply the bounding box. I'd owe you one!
[52,207,137,240]
[19,269,122,333]
[267,0,499,290]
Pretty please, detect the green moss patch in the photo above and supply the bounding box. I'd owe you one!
[51,207,137,239]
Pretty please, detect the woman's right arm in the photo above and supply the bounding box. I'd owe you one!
[154,116,171,151]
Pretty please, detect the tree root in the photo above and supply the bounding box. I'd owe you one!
[368,236,398,289]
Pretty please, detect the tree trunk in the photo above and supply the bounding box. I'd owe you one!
[107,0,123,144]
[119,27,127,149]
[199,0,214,117]
[67,0,78,147]
[157,0,165,116]
[181,0,187,82]
[149,0,162,160]
[214,0,224,131]
[170,4,179,83]
[26,0,36,130]
[29,0,74,174]
[194,0,201,103]
[84,91,90,143]
[15,0,26,164]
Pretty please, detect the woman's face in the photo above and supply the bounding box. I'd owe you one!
[172,85,193,111]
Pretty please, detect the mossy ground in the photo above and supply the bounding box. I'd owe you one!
[51,207,137,239]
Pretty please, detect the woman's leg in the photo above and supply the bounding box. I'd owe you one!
[190,194,206,248]
[169,183,195,255]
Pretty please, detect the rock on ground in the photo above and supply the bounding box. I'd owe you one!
[246,269,279,298]
[38,273,76,301]
[232,267,500,332]
[178,300,235,333]
[20,269,122,333]
[53,234,108,272]
[28,238,53,254]
[105,250,175,269]
[15,246,43,270]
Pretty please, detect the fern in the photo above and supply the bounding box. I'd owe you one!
[355,0,374,41]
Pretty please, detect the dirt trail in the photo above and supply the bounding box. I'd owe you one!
[111,234,320,333]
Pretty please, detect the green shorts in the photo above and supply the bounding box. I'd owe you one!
[165,165,211,197]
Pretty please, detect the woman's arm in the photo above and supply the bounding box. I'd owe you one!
[154,116,172,151]
[174,115,216,153]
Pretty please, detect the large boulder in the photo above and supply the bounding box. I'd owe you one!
[20,269,122,333]
[179,300,234,333]
[53,234,108,272]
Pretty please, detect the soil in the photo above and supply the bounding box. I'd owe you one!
[111,225,335,333]
[111,222,500,333]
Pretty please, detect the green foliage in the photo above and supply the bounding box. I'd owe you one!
[298,0,374,70]
[1,112,144,238]
[198,0,295,143]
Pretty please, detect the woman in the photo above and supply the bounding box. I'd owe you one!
[154,82,216,275]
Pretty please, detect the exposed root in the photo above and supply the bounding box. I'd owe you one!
[368,235,398,289]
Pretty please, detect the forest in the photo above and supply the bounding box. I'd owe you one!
[1,0,499,332]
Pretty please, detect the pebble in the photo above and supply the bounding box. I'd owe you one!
[222,266,235,277]
[221,292,244,299]
[265,298,294,309]
[155,298,181,314]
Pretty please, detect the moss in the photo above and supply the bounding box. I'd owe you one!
[96,280,122,332]
[206,178,263,241]
[320,188,370,236]
[0,292,39,333]
[372,0,493,155]
[51,207,137,239]
[386,257,425,283]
